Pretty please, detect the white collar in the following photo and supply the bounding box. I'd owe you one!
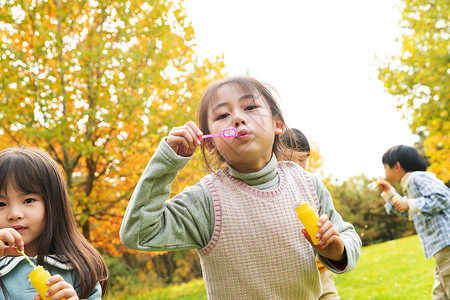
[0,255,72,276]
[400,172,414,194]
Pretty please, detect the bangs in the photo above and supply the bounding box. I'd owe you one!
[0,150,43,196]
[206,77,265,112]
[225,78,262,97]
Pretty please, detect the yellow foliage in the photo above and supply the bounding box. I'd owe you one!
[0,0,226,257]
[424,132,449,183]
[376,0,448,184]
[306,141,325,173]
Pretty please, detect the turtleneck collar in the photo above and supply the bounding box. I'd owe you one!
[226,155,279,189]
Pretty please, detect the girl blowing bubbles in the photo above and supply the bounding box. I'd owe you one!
[0,148,109,299]
[120,76,361,299]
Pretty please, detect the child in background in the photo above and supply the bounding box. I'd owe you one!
[120,76,361,299]
[0,148,109,299]
[375,145,450,299]
[279,128,340,300]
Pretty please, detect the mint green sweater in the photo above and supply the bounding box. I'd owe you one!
[120,138,361,273]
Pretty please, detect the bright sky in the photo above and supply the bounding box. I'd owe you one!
[184,0,418,181]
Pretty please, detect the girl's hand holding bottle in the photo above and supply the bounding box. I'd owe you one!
[0,228,78,300]
[166,121,203,157]
[0,228,24,256]
[301,214,345,263]
[35,274,79,300]
[21,251,79,300]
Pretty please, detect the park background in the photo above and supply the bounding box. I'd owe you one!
[0,0,448,298]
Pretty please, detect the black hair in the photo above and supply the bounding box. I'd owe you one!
[381,145,427,172]
[280,128,310,153]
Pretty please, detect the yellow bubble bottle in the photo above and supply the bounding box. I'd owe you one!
[295,202,320,245]
[28,266,53,300]
[17,249,66,300]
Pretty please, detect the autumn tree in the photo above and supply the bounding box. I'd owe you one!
[0,0,225,256]
[377,0,449,182]
[306,141,325,174]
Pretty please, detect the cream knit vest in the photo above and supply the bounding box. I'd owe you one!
[198,161,321,299]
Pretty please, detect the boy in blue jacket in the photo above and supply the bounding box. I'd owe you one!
[376,145,450,299]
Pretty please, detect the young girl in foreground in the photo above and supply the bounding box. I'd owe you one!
[120,76,361,299]
[0,148,109,299]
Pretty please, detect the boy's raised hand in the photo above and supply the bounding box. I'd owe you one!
[302,214,345,263]
[34,274,79,300]
[166,121,203,157]
[0,228,24,256]
[375,178,392,193]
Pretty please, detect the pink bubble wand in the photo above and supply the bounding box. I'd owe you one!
[200,127,237,141]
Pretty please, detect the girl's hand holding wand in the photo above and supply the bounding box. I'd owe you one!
[0,228,24,256]
[302,215,346,263]
[166,121,203,157]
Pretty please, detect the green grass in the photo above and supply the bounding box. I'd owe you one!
[105,277,207,300]
[143,279,207,300]
[112,235,434,299]
[335,235,434,299]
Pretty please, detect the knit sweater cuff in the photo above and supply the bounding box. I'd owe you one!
[326,258,347,272]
